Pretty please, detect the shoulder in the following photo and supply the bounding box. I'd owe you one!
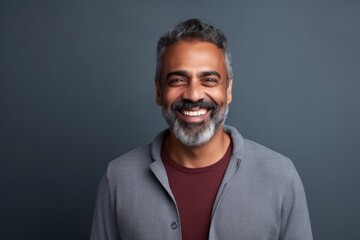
[225,125,294,175]
[240,139,297,185]
[106,144,152,181]
[226,124,295,180]
[103,129,167,184]
[110,144,152,166]
[242,139,292,165]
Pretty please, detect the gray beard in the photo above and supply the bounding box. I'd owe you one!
[162,105,229,147]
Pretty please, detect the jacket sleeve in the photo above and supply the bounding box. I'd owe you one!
[90,172,121,240]
[279,167,313,240]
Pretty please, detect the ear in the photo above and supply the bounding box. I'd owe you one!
[155,79,162,105]
[227,78,233,104]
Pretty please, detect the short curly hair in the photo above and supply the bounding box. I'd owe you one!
[155,19,233,84]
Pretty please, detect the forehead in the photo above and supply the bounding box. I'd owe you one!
[160,41,227,77]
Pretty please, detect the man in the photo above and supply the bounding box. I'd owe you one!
[90,19,313,240]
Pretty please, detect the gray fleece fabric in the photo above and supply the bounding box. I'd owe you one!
[90,125,313,240]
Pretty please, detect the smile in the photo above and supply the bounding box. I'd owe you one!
[181,109,207,117]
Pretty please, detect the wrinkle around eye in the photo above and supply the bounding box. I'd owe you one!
[168,78,188,86]
[201,77,219,86]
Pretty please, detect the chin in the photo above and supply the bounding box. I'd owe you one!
[173,119,216,146]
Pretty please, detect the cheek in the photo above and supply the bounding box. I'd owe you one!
[162,89,181,107]
[206,89,228,104]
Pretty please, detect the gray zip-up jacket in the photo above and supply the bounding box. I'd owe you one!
[90,126,313,240]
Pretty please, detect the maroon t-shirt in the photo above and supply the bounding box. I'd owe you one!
[161,142,232,240]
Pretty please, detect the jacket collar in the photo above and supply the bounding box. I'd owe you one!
[150,125,244,164]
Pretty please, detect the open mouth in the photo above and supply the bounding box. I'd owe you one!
[181,109,207,117]
[171,100,216,123]
[176,108,211,123]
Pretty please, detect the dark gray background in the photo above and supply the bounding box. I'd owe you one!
[1,0,359,239]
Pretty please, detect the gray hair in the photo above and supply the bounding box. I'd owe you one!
[155,19,233,84]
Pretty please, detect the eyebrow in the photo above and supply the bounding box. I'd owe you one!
[166,70,221,80]
[166,71,188,80]
[198,71,221,79]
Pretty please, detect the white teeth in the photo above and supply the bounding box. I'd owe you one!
[182,109,207,116]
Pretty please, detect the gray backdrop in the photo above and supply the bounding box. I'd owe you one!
[1,0,359,239]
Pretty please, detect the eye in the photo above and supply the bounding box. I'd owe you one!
[202,77,219,86]
[168,77,187,86]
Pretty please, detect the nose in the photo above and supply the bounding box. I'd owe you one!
[182,82,205,102]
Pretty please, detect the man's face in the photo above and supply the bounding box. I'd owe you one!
[156,41,233,146]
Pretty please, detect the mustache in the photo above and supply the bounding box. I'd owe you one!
[171,100,217,111]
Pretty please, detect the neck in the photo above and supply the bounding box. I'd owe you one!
[164,126,231,168]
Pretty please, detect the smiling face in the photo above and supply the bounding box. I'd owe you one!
[156,40,233,146]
